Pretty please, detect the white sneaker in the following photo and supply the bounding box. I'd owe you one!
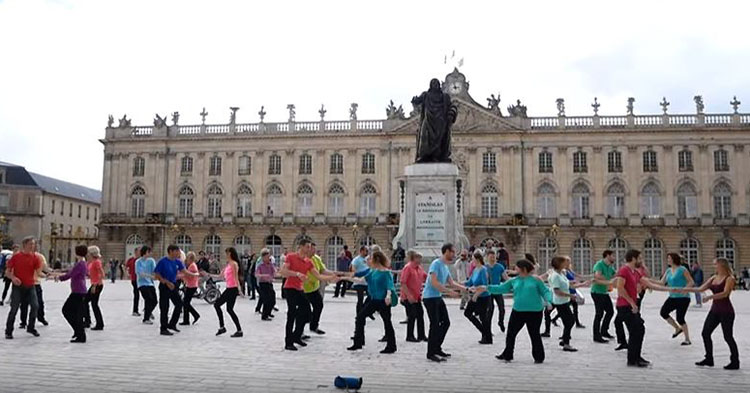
[142,320,154,325]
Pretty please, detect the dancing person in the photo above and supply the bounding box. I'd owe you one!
[136,246,158,325]
[591,250,616,343]
[255,248,277,321]
[279,239,337,351]
[334,246,352,298]
[346,250,397,354]
[246,251,258,300]
[474,259,551,364]
[350,246,370,315]
[547,256,590,352]
[658,253,694,346]
[109,259,117,284]
[486,249,508,333]
[83,246,105,331]
[683,258,739,370]
[4,237,42,339]
[153,245,184,336]
[463,250,493,344]
[423,243,465,362]
[205,248,242,337]
[55,245,89,343]
[125,247,141,316]
[305,243,332,335]
[400,250,428,342]
[179,252,201,326]
[454,249,470,310]
[690,261,704,308]
[20,248,48,328]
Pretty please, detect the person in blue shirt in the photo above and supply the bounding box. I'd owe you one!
[135,246,158,325]
[153,245,185,336]
[486,249,508,333]
[464,251,492,344]
[658,253,694,346]
[349,246,370,316]
[423,243,466,363]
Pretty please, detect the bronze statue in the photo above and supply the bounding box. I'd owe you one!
[411,78,457,163]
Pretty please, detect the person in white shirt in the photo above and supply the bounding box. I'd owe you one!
[454,249,470,310]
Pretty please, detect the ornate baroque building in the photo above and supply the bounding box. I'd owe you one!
[99,69,750,275]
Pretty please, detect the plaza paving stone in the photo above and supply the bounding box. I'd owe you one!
[0,281,747,392]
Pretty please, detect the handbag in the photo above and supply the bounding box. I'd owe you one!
[334,376,363,390]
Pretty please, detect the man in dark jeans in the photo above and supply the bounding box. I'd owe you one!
[4,237,42,339]
[591,250,616,343]
[334,246,351,298]
[153,245,185,336]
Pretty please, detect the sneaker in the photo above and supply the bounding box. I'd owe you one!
[495,354,511,362]
[160,330,173,336]
[563,345,578,352]
[284,344,298,351]
[427,354,446,362]
[39,319,49,326]
[681,341,692,346]
[695,358,714,367]
[216,327,227,336]
[142,320,154,325]
[311,329,326,335]
[167,326,180,333]
[132,312,141,317]
[614,344,628,351]
[26,329,40,337]
[294,340,308,347]
[231,331,243,338]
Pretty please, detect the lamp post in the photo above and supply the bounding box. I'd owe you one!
[351,223,359,247]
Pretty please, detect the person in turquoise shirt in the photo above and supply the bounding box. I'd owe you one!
[463,251,493,344]
[486,250,509,332]
[658,253,695,346]
[473,258,552,364]
[135,246,157,325]
[547,256,590,353]
[345,251,397,354]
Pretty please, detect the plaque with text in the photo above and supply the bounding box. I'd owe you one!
[415,192,446,248]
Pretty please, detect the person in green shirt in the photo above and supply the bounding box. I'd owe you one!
[304,243,335,335]
[473,259,552,364]
[591,250,617,343]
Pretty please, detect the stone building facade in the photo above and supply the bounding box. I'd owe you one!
[98,69,750,276]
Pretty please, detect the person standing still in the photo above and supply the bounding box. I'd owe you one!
[691,261,704,307]
[334,247,352,298]
[109,259,117,284]
[454,250,470,310]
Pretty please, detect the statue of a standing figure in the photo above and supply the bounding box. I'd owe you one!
[412,78,457,163]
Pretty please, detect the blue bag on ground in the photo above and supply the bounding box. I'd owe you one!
[334,376,363,389]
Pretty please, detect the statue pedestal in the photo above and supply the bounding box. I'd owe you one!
[392,163,469,263]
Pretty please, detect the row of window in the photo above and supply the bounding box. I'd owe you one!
[131,182,378,219]
[536,236,737,277]
[480,180,734,219]
[49,200,98,221]
[49,222,98,238]
[132,153,377,178]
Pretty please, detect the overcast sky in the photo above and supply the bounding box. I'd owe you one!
[1,0,748,190]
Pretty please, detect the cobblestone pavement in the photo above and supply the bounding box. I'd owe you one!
[0,281,746,392]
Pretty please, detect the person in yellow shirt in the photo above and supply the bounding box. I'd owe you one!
[304,243,335,335]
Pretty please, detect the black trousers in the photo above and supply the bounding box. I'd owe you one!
[248,274,258,299]
[405,300,426,340]
[138,286,157,322]
[555,302,575,345]
[423,297,450,356]
[306,290,324,331]
[62,293,86,340]
[280,278,287,299]
[258,282,276,317]
[490,294,505,327]
[20,284,45,324]
[334,280,351,297]
[501,310,545,362]
[702,311,739,363]
[464,296,492,342]
[130,280,140,314]
[1,278,11,301]
[591,293,614,339]
[285,289,310,345]
[158,283,182,331]
[182,287,200,324]
[5,285,37,334]
[660,297,690,325]
[214,287,241,331]
[84,284,104,328]
[354,286,368,314]
[616,306,645,365]
[353,299,395,349]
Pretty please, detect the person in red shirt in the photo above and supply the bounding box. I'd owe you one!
[84,246,106,330]
[279,239,338,351]
[400,250,428,342]
[125,247,141,316]
[4,237,42,339]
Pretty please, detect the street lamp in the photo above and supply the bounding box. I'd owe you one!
[351,223,359,245]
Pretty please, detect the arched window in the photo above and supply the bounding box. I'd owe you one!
[293,234,313,248]
[268,154,282,175]
[130,186,146,218]
[180,156,193,175]
[236,184,252,218]
[606,182,625,218]
[330,153,344,174]
[537,237,557,270]
[325,236,345,270]
[359,236,375,248]
[536,183,556,218]
[238,155,251,176]
[297,183,314,217]
[679,237,700,265]
[640,182,661,218]
[126,234,144,246]
[328,183,345,217]
[480,238,500,249]
[209,156,222,176]
[299,153,312,175]
[677,182,698,218]
[204,235,222,261]
[125,234,144,260]
[175,234,192,252]
[265,235,282,260]
[133,157,145,177]
[608,237,628,267]
[266,184,282,217]
[644,238,664,278]
[713,182,732,219]
[572,238,593,274]
[716,238,735,266]
[234,235,251,256]
[207,184,223,218]
[178,186,194,218]
[571,183,590,219]
[480,184,499,218]
[359,183,376,217]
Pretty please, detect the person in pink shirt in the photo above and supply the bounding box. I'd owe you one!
[204,247,242,337]
[84,246,105,330]
[400,250,428,342]
[179,252,201,326]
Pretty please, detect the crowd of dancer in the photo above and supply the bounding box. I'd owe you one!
[0,236,740,370]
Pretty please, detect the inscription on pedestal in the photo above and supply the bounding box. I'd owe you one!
[415,192,446,248]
